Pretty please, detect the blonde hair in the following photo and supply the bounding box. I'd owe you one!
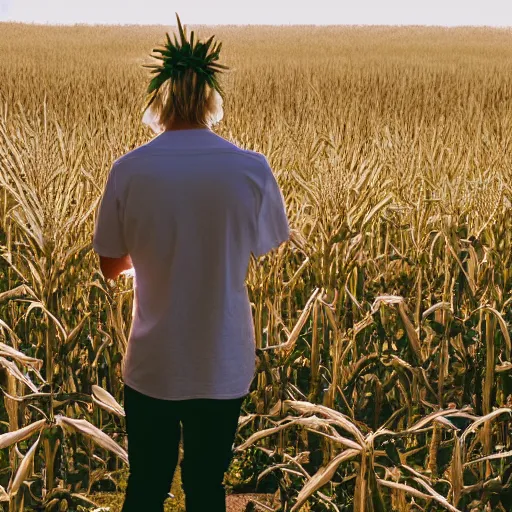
[142,69,224,133]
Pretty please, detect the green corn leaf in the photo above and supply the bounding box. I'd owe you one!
[176,13,187,45]
[203,34,215,52]
[152,49,173,58]
[143,12,227,99]
[209,63,230,70]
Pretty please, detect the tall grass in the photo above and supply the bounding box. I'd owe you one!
[0,23,511,511]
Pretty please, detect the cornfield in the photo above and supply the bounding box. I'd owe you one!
[0,22,512,511]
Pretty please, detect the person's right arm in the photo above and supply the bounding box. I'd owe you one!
[252,158,290,258]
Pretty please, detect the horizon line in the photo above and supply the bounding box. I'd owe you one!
[1,20,512,29]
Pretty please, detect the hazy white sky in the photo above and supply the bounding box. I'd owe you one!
[0,0,511,26]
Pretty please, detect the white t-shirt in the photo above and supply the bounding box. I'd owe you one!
[93,128,289,400]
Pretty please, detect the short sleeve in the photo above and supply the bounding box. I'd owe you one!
[93,164,128,258]
[253,161,290,258]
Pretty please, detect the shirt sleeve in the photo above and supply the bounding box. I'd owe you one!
[253,159,290,258]
[92,164,128,258]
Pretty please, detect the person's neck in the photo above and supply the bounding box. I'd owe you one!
[164,119,208,132]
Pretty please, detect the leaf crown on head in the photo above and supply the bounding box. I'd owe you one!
[144,13,229,109]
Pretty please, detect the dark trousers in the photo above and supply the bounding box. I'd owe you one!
[121,384,246,512]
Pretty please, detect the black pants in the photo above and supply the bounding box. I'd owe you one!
[121,384,246,512]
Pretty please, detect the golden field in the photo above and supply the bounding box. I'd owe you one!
[0,23,511,511]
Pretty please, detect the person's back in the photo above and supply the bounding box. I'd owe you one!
[96,128,287,400]
[92,15,289,512]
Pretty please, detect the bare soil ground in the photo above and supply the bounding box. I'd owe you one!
[92,491,278,511]
[226,492,278,511]
[91,460,279,512]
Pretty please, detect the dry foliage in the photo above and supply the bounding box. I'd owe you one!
[0,23,511,511]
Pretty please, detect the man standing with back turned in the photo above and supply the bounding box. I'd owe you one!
[92,14,290,512]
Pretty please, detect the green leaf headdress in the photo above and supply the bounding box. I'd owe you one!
[144,13,229,110]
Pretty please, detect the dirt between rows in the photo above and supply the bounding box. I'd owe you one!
[226,492,279,511]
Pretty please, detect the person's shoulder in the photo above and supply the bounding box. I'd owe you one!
[213,134,267,162]
[212,136,271,172]
[208,133,262,161]
[236,148,271,171]
[112,143,154,170]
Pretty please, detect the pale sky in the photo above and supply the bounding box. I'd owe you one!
[0,0,511,26]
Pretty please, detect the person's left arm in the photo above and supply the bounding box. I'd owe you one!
[93,163,134,281]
